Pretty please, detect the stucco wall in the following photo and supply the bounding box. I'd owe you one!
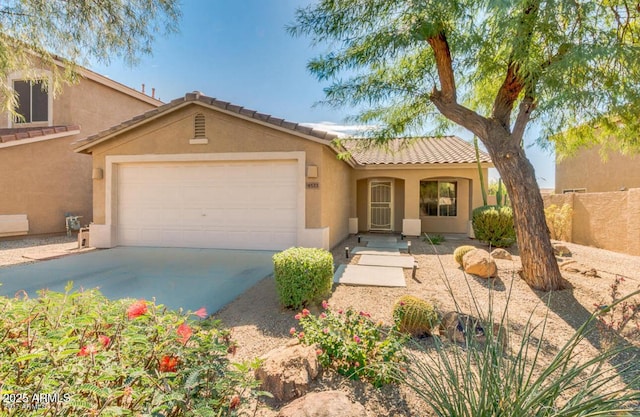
[88,105,353,247]
[320,147,352,248]
[352,166,488,234]
[556,146,640,193]
[0,75,157,235]
[543,189,640,256]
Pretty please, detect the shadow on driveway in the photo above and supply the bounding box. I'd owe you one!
[0,247,275,314]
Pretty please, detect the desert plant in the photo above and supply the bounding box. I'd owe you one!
[423,233,445,245]
[472,205,516,248]
[273,247,333,310]
[0,282,260,416]
[544,203,573,241]
[393,295,439,337]
[453,245,477,267]
[395,282,640,417]
[595,275,640,348]
[291,302,407,387]
[474,136,488,207]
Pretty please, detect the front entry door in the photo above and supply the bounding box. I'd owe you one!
[369,180,393,231]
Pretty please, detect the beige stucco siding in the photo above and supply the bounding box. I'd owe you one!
[0,75,157,235]
[320,146,352,247]
[352,166,487,234]
[89,106,333,238]
[556,146,640,193]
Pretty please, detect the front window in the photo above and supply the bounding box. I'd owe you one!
[420,180,457,217]
[14,79,48,123]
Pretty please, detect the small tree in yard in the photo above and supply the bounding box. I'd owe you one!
[290,1,640,291]
[0,0,180,114]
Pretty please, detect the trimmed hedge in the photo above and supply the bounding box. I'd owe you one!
[472,205,516,248]
[273,247,333,310]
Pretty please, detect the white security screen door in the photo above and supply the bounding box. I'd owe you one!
[369,180,393,231]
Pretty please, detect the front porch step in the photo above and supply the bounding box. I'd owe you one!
[358,235,399,243]
[358,254,415,268]
[366,240,408,249]
[350,247,399,256]
[333,264,406,287]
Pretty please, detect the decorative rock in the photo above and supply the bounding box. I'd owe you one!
[462,249,497,278]
[277,391,367,417]
[582,268,600,278]
[255,342,320,402]
[490,248,512,260]
[439,311,506,348]
[552,243,572,257]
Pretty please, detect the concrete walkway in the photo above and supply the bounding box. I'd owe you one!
[0,247,275,314]
[334,234,413,287]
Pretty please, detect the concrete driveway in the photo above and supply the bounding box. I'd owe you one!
[0,247,275,314]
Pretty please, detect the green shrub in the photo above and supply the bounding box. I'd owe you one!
[544,203,573,241]
[0,283,259,416]
[423,233,445,245]
[273,247,333,310]
[393,295,439,337]
[291,302,407,387]
[453,245,477,266]
[472,205,516,248]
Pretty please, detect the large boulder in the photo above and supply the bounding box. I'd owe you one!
[462,249,498,278]
[255,341,320,402]
[277,391,367,417]
[490,248,512,260]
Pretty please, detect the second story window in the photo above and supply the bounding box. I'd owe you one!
[14,79,48,123]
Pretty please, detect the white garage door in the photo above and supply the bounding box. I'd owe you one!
[116,160,298,250]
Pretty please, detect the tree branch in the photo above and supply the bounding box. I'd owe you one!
[491,62,525,130]
[431,89,489,140]
[512,94,535,145]
[427,33,457,102]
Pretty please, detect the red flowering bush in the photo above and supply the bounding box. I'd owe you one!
[291,301,407,387]
[0,282,260,416]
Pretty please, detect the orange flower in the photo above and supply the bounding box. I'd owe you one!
[159,355,178,372]
[127,300,148,319]
[229,395,241,410]
[98,335,111,348]
[193,307,208,318]
[177,322,193,345]
[78,344,98,357]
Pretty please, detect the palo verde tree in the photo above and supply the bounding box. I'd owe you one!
[290,1,640,291]
[0,0,180,114]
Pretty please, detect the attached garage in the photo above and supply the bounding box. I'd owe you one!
[116,160,298,250]
[73,92,351,250]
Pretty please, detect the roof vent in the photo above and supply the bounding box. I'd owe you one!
[189,113,208,145]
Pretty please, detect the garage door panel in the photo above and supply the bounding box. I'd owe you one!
[117,160,298,250]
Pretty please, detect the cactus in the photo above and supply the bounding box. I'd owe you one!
[393,295,439,337]
[454,245,477,267]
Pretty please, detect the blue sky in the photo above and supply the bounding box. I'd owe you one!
[91,0,556,188]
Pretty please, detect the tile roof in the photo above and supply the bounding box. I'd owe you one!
[73,92,339,152]
[0,125,80,144]
[342,136,492,165]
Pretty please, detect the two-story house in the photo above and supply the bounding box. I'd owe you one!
[0,65,161,237]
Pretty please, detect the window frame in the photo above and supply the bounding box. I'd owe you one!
[8,71,53,127]
[419,179,458,217]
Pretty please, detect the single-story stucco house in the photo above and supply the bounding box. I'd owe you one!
[72,92,492,251]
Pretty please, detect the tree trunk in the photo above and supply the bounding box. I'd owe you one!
[483,127,564,291]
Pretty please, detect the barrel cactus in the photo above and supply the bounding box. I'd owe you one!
[393,295,439,337]
[454,245,477,267]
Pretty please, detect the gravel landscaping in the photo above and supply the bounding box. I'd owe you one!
[2,234,639,416]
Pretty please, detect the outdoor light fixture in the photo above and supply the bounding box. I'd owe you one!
[345,246,349,258]
[407,240,412,254]
[412,261,417,280]
[357,235,361,243]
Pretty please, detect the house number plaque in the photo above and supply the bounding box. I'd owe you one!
[306,182,320,189]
